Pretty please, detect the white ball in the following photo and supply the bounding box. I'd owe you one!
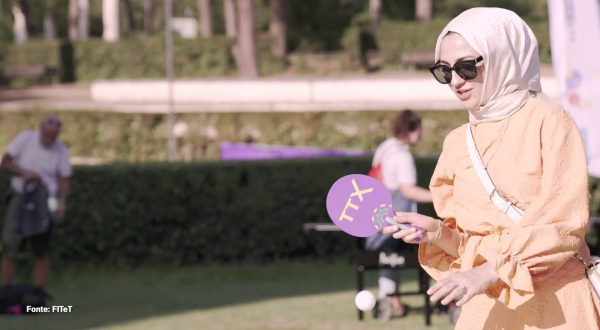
[354,290,376,311]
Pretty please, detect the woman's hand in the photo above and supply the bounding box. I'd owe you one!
[382,212,442,243]
[428,263,500,306]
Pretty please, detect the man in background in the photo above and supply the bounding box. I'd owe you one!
[0,116,71,289]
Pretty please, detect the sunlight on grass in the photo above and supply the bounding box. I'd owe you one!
[1,261,453,330]
[98,290,453,330]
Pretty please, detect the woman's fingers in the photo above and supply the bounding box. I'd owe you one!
[381,225,399,234]
[441,285,467,305]
[429,282,457,303]
[393,212,419,225]
[391,228,419,242]
[455,290,473,307]
[403,230,423,242]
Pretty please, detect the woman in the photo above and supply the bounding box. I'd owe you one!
[366,110,432,319]
[384,7,600,329]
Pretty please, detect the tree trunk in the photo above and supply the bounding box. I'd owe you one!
[369,0,381,31]
[44,8,56,40]
[78,0,90,40]
[12,4,28,43]
[415,0,433,22]
[224,0,239,67]
[197,0,214,38]
[103,0,120,42]
[68,0,79,41]
[269,0,286,58]
[19,0,33,35]
[223,0,237,38]
[236,0,260,77]
[123,0,136,32]
[143,0,155,35]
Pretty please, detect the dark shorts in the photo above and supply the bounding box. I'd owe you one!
[1,194,52,258]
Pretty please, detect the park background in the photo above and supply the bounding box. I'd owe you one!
[0,1,597,329]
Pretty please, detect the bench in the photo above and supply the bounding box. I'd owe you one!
[3,65,60,85]
[399,51,435,69]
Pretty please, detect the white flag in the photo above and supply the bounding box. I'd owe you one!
[548,0,600,177]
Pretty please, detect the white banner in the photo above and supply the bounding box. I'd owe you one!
[548,0,600,177]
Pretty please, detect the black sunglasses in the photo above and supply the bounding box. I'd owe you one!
[429,56,483,84]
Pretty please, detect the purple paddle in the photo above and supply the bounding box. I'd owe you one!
[326,174,426,239]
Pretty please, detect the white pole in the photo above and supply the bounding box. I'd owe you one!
[165,0,177,161]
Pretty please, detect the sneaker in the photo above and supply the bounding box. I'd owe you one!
[373,297,394,320]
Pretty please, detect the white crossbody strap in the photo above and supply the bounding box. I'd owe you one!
[465,125,524,223]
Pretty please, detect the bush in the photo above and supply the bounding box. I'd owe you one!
[0,109,468,163]
[0,156,436,267]
[0,40,63,68]
[286,0,366,52]
[0,157,597,267]
[373,19,448,69]
[372,17,552,70]
[435,0,548,20]
[0,34,287,83]
[73,36,234,80]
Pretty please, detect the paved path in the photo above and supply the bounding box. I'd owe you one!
[0,69,559,113]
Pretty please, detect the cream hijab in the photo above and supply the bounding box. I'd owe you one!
[434,7,542,124]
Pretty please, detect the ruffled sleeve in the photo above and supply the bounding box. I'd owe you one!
[464,107,589,309]
[418,127,465,279]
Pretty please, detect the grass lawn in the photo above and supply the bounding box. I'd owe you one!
[1,260,453,330]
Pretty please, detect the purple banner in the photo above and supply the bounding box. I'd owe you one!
[220,142,368,161]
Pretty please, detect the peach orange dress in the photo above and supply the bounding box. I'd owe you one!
[420,97,600,329]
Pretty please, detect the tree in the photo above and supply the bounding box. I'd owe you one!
[12,0,29,43]
[78,0,90,40]
[415,0,433,22]
[143,0,156,35]
[236,0,260,77]
[68,0,79,40]
[123,0,137,32]
[223,0,237,38]
[44,2,56,40]
[102,0,119,42]
[197,0,214,38]
[269,0,286,58]
[223,0,240,67]
[369,0,381,31]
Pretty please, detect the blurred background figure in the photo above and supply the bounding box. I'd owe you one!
[1,116,71,289]
[365,109,432,319]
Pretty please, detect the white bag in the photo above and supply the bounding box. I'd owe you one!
[576,254,600,298]
[465,126,600,298]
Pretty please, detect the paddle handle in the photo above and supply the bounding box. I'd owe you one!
[384,216,426,242]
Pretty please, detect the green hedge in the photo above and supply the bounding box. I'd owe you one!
[0,34,287,83]
[372,18,552,69]
[0,156,437,267]
[0,157,598,268]
[0,16,552,81]
[0,109,468,163]
[73,36,234,80]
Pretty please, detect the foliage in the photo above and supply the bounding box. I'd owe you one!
[435,0,548,20]
[0,33,289,83]
[363,17,551,71]
[0,154,596,268]
[0,109,467,163]
[0,0,553,78]
[286,0,366,52]
[0,39,63,68]
[73,35,234,80]
[0,156,435,267]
